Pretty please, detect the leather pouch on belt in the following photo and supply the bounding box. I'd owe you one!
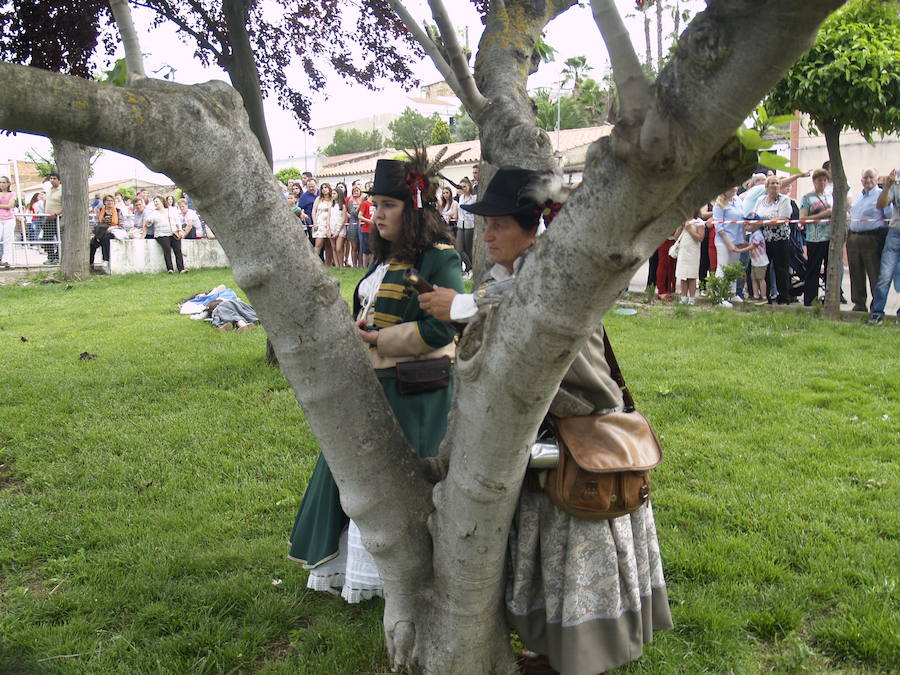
[395,356,452,395]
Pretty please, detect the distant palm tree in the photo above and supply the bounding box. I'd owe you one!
[532,89,586,132]
[561,56,593,97]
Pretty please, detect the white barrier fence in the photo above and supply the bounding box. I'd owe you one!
[0,214,62,267]
[0,215,228,274]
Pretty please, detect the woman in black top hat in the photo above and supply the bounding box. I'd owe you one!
[288,150,465,602]
[419,166,673,675]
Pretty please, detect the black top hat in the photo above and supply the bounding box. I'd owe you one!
[369,159,412,201]
[459,166,538,217]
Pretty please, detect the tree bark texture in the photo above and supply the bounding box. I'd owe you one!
[222,0,273,167]
[0,2,846,671]
[822,121,847,318]
[656,0,664,72]
[52,138,90,280]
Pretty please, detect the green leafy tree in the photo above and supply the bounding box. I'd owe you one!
[768,0,900,317]
[431,118,452,144]
[118,186,136,200]
[322,128,383,156]
[451,107,479,141]
[561,55,592,97]
[574,77,607,126]
[532,89,586,132]
[387,107,438,149]
[274,167,303,185]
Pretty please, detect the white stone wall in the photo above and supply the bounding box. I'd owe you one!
[108,238,229,275]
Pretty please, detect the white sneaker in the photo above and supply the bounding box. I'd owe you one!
[463,271,473,280]
[687,296,695,305]
[730,295,744,303]
[679,296,689,304]
[720,300,733,308]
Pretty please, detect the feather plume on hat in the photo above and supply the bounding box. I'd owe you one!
[403,145,469,207]
[518,171,570,209]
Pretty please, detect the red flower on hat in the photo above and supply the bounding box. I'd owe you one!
[538,199,563,225]
[405,170,428,209]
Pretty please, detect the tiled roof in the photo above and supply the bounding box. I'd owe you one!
[314,125,612,178]
[6,161,44,191]
[88,178,171,193]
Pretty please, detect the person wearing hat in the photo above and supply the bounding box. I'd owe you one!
[419,166,672,675]
[288,153,465,602]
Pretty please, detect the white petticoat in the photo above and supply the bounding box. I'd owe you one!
[305,521,383,603]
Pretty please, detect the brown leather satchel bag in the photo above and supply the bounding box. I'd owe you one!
[544,333,663,520]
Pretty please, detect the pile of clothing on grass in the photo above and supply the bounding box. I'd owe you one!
[179,284,259,332]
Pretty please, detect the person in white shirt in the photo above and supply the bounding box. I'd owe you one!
[176,198,203,238]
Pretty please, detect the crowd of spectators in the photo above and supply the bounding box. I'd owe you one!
[281,164,479,278]
[0,177,212,272]
[657,164,897,323]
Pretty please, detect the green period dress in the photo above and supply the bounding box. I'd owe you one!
[289,245,463,569]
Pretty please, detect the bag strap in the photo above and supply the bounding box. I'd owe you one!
[602,331,636,413]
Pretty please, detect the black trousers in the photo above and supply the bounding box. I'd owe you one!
[699,227,711,288]
[155,235,184,271]
[646,250,659,287]
[90,230,112,263]
[846,229,887,311]
[766,238,792,303]
[41,216,59,262]
[803,240,829,306]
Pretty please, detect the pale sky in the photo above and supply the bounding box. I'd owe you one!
[0,0,702,185]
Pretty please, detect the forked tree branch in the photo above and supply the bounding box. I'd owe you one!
[590,0,651,121]
[108,0,146,79]
[386,0,462,95]
[130,0,224,62]
[427,0,489,116]
[222,0,273,166]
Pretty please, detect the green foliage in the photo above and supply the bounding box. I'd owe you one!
[737,105,801,174]
[768,0,900,140]
[387,108,439,150]
[321,128,383,156]
[451,107,479,142]
[274,167,302,185]
[117,186,136,200]
[533,35,556,64]
[705,262,745,304]
[561,55,592,91]
[532,89,587,132]
[574,77,608,125]
[23,149,54,180]
[101,58,129,87]
[431,118,452,144]
[0,271,897,672]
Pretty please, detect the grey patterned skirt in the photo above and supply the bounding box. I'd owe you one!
[506,492,673,675]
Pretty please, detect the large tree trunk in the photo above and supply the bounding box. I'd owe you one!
[821,121,847,318]
[0,1,844,671]
[52,138,90,280]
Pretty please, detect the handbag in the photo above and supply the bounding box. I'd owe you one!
[668,231,683,259]
[395,356,452,395]
[543,333,663,520]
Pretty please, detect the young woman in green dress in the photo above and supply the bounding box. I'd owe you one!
[289,154,464,602]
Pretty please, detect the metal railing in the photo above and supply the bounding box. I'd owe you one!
[0,214,62,267]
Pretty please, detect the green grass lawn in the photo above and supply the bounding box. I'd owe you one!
[0,268,897,674]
